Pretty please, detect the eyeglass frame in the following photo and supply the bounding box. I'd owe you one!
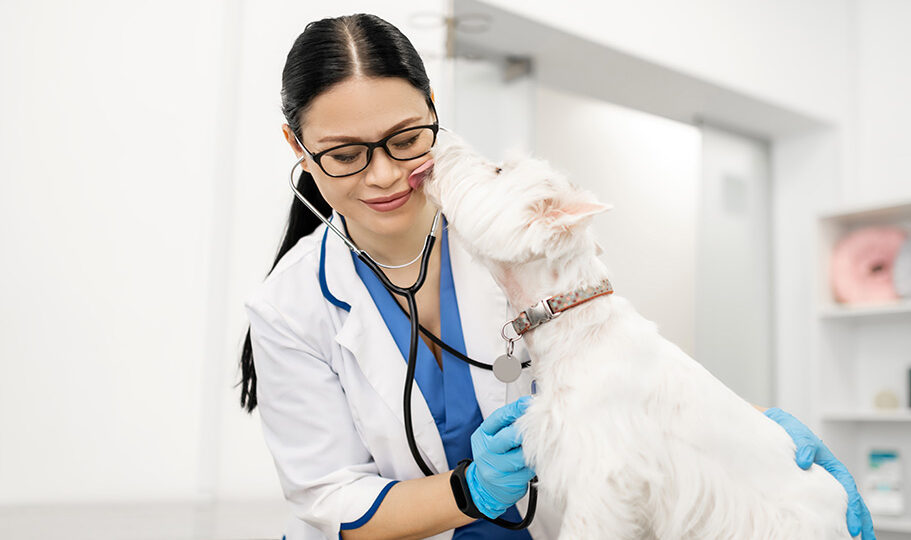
[296,122,440,178]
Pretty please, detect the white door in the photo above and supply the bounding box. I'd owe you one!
[696,125,773,406]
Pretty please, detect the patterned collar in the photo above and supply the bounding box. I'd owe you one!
[508,279,614,336]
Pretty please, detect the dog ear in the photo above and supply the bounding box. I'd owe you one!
[542,200,612,231]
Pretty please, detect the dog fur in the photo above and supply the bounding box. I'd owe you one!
[423,131,851,540]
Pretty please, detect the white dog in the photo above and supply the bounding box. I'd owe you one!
[420,131,852,540]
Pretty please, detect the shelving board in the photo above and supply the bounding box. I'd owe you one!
[819,300,911,319]
[819,199,911,226]
[822,410,911,422]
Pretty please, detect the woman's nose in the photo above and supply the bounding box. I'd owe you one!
[363,148,400,188]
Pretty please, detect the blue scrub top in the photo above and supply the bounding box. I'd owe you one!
[351,220,532,539]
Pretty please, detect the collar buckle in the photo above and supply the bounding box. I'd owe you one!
[524,296,561,329]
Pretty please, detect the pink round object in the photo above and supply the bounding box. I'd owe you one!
[830,226,906,304]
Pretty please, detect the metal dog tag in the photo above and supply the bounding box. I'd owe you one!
[493,354,522,383]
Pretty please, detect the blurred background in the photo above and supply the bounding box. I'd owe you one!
[1,0,910,538]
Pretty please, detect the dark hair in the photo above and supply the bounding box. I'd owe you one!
[237,13,435,412]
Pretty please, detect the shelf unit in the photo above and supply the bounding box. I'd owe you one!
[815,200,911,538]
[819,300,911,319]
[823,411,911,423]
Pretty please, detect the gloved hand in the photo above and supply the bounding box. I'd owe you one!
[465,396,536,519]
[764,407,876,539]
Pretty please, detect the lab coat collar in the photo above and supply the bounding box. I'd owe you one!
[319,210,511,473]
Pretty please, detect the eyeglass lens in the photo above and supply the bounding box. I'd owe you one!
[319,126,436,177]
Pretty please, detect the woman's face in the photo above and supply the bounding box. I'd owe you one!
[286,77,436,239]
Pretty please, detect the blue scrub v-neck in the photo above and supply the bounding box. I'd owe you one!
[350,219,532,539]
[351,220,479,468]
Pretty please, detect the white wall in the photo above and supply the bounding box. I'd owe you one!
[452,57,534,160]
[0,0,229,504]
[533,87,700,356]
[854,0,911,203]
[477,0,854,125]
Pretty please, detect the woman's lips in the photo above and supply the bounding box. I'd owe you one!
[362,188,412,212]
[408,159,435,189]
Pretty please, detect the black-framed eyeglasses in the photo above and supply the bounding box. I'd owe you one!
[300,123,440,178]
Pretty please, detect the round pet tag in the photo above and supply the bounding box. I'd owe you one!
[493,354,522,383]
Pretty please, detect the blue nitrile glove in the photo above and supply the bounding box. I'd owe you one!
[764,407,876,540]
[465,396,537,519]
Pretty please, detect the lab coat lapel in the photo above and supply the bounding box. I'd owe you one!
[321,212,448,475]
[447,226,513,419]
[448,227,543,528]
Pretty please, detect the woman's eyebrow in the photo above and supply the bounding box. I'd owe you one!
[317,116,423,144]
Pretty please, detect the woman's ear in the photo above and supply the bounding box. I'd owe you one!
[282,124,309,172]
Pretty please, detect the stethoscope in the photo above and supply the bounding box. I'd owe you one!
[288,132,537,530]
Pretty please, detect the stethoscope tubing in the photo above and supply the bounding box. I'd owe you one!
[357,234,537,530]
[288,147,536,530]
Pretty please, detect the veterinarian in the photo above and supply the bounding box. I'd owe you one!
[238,13,876,540]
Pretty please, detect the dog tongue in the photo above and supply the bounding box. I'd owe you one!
[408,159,434,189]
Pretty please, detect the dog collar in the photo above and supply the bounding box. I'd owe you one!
[508,278,614,337]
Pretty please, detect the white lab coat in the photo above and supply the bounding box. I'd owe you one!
[244,211,562,540]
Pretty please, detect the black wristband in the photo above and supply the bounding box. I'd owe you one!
[450,459,486,520]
